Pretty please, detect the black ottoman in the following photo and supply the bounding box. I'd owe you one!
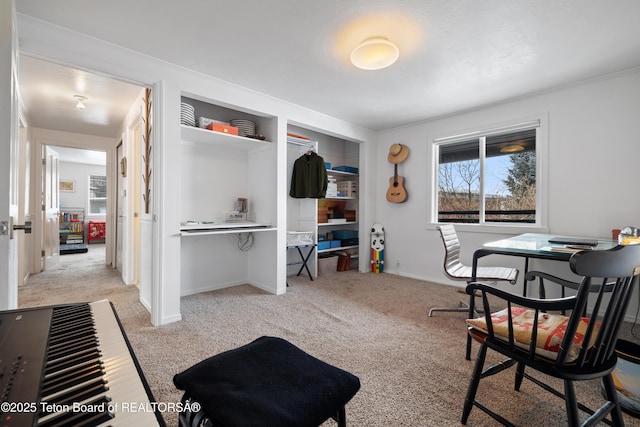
[173,336,361,427]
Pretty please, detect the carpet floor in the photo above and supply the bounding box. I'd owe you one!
[18,245,640,426]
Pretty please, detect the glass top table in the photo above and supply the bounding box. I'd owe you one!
[471,233,618,282]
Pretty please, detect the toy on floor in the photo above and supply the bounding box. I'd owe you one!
[371,223,384,273]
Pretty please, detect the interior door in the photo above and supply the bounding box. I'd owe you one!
[0,0,20,309]
[43,146,60,269]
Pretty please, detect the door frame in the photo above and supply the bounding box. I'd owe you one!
[32,135,116,269]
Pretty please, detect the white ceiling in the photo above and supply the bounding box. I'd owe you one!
[16,0,640,136]
[19,56,143,138]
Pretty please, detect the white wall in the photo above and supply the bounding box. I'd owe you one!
[17,14,375,325]
[59,161,106,219]
[376,69,640,319]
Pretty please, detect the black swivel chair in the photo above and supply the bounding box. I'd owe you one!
[461,244,640,427]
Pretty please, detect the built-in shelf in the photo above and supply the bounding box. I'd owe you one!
[326,169,358,177]
[318,221,358,227]
[318,245,359,254]
[181,125,271,151]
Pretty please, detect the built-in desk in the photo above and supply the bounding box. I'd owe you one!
[180,222,275,237]
[179,222,278,295]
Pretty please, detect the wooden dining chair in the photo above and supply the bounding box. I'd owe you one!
[461,244,640,427]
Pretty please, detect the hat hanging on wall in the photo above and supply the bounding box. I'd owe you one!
[388,143,409,164]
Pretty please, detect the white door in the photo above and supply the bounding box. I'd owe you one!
[43,146,60,269]
[0,0,20,310]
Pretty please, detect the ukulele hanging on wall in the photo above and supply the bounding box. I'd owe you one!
[386,143,409,203]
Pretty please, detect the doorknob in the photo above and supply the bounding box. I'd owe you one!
[0,219,32,239]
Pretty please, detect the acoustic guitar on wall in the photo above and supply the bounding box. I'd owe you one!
[386,163,408,203]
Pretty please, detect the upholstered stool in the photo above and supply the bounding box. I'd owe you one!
[173,336,361,427]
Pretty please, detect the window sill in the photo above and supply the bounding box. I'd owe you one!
[427,222,549,235]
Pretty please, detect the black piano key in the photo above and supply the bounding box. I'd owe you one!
[40,378,109,409]
[41,362,104,396]
[45,348,102,375]
[48,325,97,346]
[38,396,114,427]
[46,337,99,360]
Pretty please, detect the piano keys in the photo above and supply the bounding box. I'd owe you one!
[0,300,166,426]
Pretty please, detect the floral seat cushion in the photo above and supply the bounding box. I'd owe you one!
[467,307,598,362]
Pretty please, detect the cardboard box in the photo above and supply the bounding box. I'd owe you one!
[207,122,239,135]
[343,210,356,222]
[318,207,328,223]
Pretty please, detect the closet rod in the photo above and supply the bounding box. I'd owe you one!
[287,139,313,147]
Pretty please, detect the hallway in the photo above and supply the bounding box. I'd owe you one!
[18,244,127,309]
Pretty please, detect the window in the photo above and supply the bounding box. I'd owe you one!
[88,175,107,215]
[433,120,542,226]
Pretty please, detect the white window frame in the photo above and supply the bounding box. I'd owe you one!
[88,174,107,216]
[428,115,548,234]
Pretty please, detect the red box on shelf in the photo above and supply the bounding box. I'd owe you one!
[206,123,239,135]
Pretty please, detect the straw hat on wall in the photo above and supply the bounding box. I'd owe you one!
[388,143,409,164]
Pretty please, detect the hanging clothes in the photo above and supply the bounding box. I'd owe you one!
[289,152,328,198]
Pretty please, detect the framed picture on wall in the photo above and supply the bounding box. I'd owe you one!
[59,180,75,192]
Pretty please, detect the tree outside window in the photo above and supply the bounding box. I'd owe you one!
[436,128,537,225]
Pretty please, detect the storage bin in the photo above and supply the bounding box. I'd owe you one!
[286,231,313,246]
[340,238,359,246]
[332,230,358,240]
[332,166,358,174]
[330,240,341,248]
[337,181,357,197]
[207,122,239,135]
[318,241,331,250]
[317,255,339,275]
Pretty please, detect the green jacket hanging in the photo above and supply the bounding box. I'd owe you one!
[289,152,328,198]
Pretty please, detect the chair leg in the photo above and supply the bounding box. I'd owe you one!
[514,361,525,391]
[564,380,580,427]
[461,343,487,425]
[602,374,625,427]
[334,407,347,427]
[428,300,469,317]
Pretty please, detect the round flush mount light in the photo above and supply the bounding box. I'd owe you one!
[500,144,525,153]
[74,95,87,110]
[350,37,399,70]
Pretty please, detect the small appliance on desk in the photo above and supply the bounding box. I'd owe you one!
[617,226,640,245]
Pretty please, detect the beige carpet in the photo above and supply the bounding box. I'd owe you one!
[19,245,640,426]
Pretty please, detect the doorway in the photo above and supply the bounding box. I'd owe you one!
[50,146,107,265]
[19,55,144,289]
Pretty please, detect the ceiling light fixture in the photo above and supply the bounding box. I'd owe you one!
[500,144,525,153]
[74,95,87,110]
[350,37,399,70]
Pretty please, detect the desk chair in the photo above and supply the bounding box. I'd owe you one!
[174,336,360,427]
[429,224,519,317]
[462,244,640,426]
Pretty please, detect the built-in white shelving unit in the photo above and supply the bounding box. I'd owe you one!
[287,125,360,277]
[179,95,279,296]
